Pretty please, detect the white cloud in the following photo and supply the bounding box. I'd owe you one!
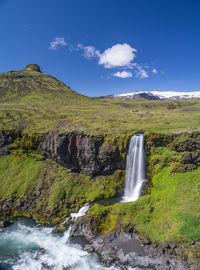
[152,68,158,74]
[49,37,67,50]
[113,70,132,78]
[99,43,137,68]
[78,44,100,59]
[73,42,152,79]
[132,63,149,79]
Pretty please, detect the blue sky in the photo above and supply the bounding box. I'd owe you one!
[0,0,200,96]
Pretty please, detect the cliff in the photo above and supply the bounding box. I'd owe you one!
[0,65,200,269]
[69,132,200,270]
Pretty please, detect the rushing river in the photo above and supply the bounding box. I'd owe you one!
[0,136,151,270]
[0,218,148,270]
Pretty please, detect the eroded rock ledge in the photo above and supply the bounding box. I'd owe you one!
[0,129,129,176]
[40,131,128,176]
[71,216,187,270]
[1,129,200,269]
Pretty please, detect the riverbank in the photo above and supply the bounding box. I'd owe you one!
[1,131,200,269]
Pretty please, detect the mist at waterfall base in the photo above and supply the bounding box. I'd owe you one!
[122,134,146,202]
[0,205,145,270]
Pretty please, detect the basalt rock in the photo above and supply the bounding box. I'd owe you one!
[40,131,127,175]
[0,130,21,148]
[0,220,11,228]
[25,64,42,73]
[0,129,22,156]
[170,132,200,152]
[181,151,200,165]
[71,215,186,270]
[145,131,200,173]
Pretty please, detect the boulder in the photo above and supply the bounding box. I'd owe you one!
[25,64,41,73]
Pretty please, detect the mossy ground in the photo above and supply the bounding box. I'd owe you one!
[87,144,200,260]
[0,153,125,223]
[1,67,200,262]
[1,68,200,136]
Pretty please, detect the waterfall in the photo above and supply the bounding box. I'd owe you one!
[62,203,89,243]
[122,134,146,202]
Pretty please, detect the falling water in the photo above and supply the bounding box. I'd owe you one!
[122,134,146,202]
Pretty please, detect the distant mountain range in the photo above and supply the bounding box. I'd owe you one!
[99,91,200,100]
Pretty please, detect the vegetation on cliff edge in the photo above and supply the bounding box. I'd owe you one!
[0,154,125,223]
[86,139,200,260]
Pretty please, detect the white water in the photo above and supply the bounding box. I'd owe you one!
[70,203,89,221]
[0,204,141,270]
[122,134,146,202]
[62,203,89,243]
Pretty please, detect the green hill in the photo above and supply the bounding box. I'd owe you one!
[1,64,200,136]
[0,64,200,268]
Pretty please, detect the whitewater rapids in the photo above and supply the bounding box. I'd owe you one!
[0,205,143,270]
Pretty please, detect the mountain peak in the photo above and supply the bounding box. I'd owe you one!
[25,64,41,73]
[99,91,200,100]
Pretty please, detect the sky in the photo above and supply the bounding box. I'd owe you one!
[0,0,200,96]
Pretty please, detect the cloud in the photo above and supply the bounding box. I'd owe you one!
[113,70,132,78]
[152,68,158,74]
[133,64,149,79]
[99,43,137,68]
[73,42,152,79]
[49,37,67,50]
[77,44,100,59]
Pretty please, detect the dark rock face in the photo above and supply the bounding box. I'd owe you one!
[0,128,128,176]
[145,133,176,148]
[170,132,200,152]
[25,64,41,73]
[0,130,20,148]
[40,132,127,175]
[71,216,186,270]
[0,130,21,156]
[182,152,200,166]
[0,220,11,228]
[145,131,200,172]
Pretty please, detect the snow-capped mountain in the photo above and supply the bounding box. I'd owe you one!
[99,91,200,100]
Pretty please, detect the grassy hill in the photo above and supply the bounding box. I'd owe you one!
[0,64,200,267]
[0,64,200,136]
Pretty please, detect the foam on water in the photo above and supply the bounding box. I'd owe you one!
[0,204,145,270]
[70,203,89,220]
[0,218,141,270]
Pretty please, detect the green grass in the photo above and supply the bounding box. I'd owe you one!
[87,146,200,243]
[1,67,200,136]
[0,153,125,222]
[0,155,44,198]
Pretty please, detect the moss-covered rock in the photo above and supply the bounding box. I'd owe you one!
[25,64,41,73]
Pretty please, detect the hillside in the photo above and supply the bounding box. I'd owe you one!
[0,65,200,269]
[0,64,200,136]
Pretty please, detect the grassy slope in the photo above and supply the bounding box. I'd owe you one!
[0,67,200,136]
[0,66,200,261]
[0,153,124,222]
[87,145,200,259]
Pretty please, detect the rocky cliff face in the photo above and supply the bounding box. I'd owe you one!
[71,215,186,270]
[0,130,21,155]
[40,131,128,176]
[0,128,129,176]
[145,131,200,172]
[0,130,21,148]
